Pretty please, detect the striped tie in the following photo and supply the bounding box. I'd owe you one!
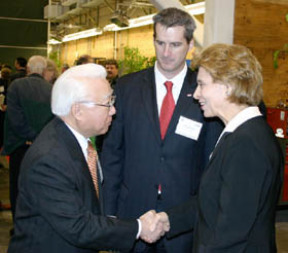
[87,141,99,197]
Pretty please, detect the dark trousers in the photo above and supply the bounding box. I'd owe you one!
[9,144,29,220]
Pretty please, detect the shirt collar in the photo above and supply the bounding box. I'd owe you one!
[224,106,262,133]
[215,106,262,148]
[154,61,187,86]
[65,123,89,160]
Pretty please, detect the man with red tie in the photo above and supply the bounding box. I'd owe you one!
[101,7,223,253]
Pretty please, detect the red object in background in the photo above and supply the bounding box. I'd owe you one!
[267,107,288,204]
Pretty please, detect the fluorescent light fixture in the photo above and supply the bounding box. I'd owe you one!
[48,38,62,45]
[62,28,102,42]
[186,2,205,16]
[59,2,205,41]
[103,2,205,32]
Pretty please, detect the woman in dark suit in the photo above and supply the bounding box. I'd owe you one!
[163,43,283,252]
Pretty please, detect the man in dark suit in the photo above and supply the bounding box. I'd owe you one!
[8,63,168,253]
[101,8,223,252]
[10,57,27,82]
[3,55,54,223]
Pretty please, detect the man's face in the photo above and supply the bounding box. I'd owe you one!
[75,78,116,138]
[105,64,118,80]
[154,23,193,79]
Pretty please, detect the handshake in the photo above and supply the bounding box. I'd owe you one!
[139,210,170,244]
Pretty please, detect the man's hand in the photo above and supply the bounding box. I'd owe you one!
[139,210,170,243]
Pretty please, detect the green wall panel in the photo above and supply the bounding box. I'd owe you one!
[0,0,48,19]
[0,20,47,47]
[0,0,48,67]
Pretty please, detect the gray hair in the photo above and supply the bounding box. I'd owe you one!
[27,55,47,75]
[51,63,107,116]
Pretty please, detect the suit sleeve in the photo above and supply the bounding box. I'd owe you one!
[166,196,198,238]
[26,155,138,251]
[101,81,125,215]
[199,137,273,251]
[6,80,37,141]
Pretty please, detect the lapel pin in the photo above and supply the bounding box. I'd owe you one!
[187,93,193,97]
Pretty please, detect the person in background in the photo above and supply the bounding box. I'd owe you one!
[159,43,283,252]
[105,59,119,89]
[2,55,54,226]
[44,58,59,85]
[0,67,11,148]
[8,63,168,253]
[10,57,27,82]
[76,54,94,65]
[61,63,70,73]
[100,7,223,253]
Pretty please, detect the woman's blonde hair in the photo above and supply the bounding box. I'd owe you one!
[191,43,263,106]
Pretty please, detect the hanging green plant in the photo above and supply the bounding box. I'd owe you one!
[273,14,288,69]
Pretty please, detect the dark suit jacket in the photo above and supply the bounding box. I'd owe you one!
[8,117,138,253]
[3,73,54,155]
[101,67,223,252]
[167,116,283,252]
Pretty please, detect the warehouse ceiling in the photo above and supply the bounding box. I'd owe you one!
[45,0,204,42]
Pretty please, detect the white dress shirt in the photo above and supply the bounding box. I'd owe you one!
[154,62,188,115]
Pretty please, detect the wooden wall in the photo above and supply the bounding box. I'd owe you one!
[234,0,288,107]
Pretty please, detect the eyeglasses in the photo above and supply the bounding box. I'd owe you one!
[79,95,116,108]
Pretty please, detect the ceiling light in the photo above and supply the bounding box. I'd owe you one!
[62,28,102,42]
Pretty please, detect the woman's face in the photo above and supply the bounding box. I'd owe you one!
[193,67,228,119]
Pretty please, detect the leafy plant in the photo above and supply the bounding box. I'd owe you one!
[273,14,288,69]
[118,46,156,75]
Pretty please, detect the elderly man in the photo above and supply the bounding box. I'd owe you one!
[3,55,54,223]
[8,63,168,253]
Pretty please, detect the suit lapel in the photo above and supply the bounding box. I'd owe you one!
[141,68,162,143]
[56,118,99,202]
[165,69,197,138]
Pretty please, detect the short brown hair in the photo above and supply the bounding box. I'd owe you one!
[191,43,263,106]
[105,59,118,69]
[153,7,196,44]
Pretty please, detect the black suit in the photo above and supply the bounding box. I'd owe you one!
[167,116,283,252]
[3,73,54,219]
[8,117,138,253]
[101,67,223,252]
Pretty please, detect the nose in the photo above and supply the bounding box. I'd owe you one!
[163,44,170,56]
[193,85,200,100]
[109,105,116,116]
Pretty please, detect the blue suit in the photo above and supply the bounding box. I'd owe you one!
[101,67,223,252]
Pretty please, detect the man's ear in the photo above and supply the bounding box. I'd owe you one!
[71,103,82,120]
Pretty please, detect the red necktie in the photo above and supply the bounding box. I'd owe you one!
[87,141,99,197]
[159,81,175,139]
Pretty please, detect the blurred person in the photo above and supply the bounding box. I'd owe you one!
[101,7,223,253]
[105,59,119,89]
[3,55,54,224]
[10,57,27,82]
[159,43,283,252]
[61,63,70,73]
[44,58,59,84]
[8,63,168,253]
[0,67,11,148]
[76,54,94,65]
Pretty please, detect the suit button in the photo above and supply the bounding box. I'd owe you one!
[160,156,165,162]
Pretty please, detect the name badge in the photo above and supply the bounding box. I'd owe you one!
[175,116,203,141]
